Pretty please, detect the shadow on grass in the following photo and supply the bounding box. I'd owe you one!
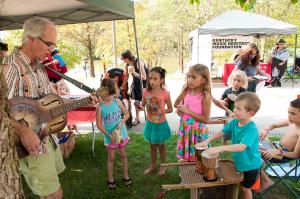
[22,133,300,199]
[23,133,190,199]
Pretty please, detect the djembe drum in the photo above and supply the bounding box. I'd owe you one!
[112,129,122,144]
[201,150,220,182]
[195,144,208,174]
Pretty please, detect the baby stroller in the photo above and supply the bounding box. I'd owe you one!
[104,67,133,128]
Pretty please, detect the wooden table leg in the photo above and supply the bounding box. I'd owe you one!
[230,184,238,199]
[92,122,96,157]
[190,188,198,199]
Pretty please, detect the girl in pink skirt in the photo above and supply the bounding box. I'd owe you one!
[174,64,212,161]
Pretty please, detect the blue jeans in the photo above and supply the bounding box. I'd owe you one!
[247,80,257,92]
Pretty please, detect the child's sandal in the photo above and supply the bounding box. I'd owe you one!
[107,180,116,189]
[123,177,132,186]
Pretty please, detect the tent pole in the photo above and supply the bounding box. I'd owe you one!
[112,21,117,67]
[133,18,146,120]
[294,34,298,66]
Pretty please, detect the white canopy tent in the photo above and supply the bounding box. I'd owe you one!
[189,10,298,68]
[196,10,298,36]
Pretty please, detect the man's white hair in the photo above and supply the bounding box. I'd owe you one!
[22,17,55,44]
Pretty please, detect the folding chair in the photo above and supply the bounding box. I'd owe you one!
[256,157,300,198]
[284,58,300,88]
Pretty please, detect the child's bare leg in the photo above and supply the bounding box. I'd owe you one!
[240,186,252,199]
[157,144,167,176]
[119,147,129,179]
[107,148,116,182]
[144,144,157,176]
[260,169,274,190]
[135,107,140,123]
[41,187,63,199]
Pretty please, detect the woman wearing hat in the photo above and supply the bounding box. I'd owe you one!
[269,39,289,87]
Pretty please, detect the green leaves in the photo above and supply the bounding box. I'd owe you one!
[189,0,200,4]
[234,0,298,11]
[190,0,298,8]
[235,0,256,11]
[291,0,298,4]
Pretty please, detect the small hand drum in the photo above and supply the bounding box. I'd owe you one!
[201,150,220,182]
[195,144,208,174]
[112,129,122,144]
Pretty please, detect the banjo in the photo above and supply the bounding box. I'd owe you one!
[10,88,109,158]
[9,63,109,158]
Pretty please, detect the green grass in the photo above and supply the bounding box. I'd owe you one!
[23,133,300,199]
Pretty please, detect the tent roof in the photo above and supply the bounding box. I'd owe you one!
[195,10,298,36]
[0,0,134,31]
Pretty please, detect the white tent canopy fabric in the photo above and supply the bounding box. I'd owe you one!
[196,10,298,36]
[0,0,134,30]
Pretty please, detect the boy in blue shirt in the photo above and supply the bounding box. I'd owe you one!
[197,92,262,199]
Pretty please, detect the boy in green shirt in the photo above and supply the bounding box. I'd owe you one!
[197,92,262,199]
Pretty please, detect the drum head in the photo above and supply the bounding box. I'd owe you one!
[202,149,219,159]
[195,143,208,150]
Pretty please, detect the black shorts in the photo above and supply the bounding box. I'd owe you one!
[241,169,260,188]
[131,88,142,101]
[131,80,147,101]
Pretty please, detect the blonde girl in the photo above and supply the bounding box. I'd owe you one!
[222,69,248,113]
[174,64,212,161]
[96,79,131,189]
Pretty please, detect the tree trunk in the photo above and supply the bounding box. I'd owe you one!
[103,62,107,74]
[87,24,95,78]
[0,71,24,198]
[126,20,133,49]
[179,24,184,74]
[88,49,95,78]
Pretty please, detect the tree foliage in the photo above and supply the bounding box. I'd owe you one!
[2,0,300,75]
[190,0,298,11]
[59,23,106,77]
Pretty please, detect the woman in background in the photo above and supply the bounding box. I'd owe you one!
[121,50,148,126]
[234,43,270,92]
